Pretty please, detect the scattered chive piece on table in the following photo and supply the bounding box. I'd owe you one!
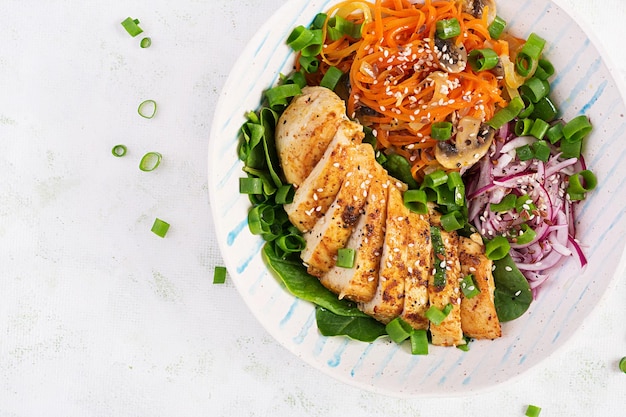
[140,37,152,48]
[121,17,143,37]
[111,144,127,157]
[213,266,227,284]
[525,405,542,417]
[151,218,170,238]
[619,356,626,373]
[138,99,157,119]
[139,152,162,172]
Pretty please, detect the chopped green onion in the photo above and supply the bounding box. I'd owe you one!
[530,96,558,122]
[311,13,327,30]
[546,122,564,144]
[488,16,506,39]
[424,169,448,188]
[490,193,516,212]
[121,17,143,37]
[525,405,542,417]
[461,274,480,298]
[447,171,465,206]
[139,152,162,172]
[436,18,461,39]
[530,118,550,140]
[514,223,537,245]
[567,170,597,194]
[112,144,127,157]
[288,70,307,88]
[514,118,533,136]
[485,235,510,260]
[213,266,227,284]
[239,177,264,195]
[516,33,546,77]
[138,99,157,119]
[301,29,324,57]
[275,233,306,254]
[559,137,583,159]
[440,210,464,231]
[518,95,535,119]
[299,55,320,73]
[327,15,363,40]
[425,304,453,325]
[487,96,524,129]
[532,140,551,162]
[430,226,447,288]
[275,184,295,204]
[468,48,499,71]
[336,248,356,268]
[520,77,550,103]
[457,336,471,351]
[619,356,626,373]
[385,317,413,343]
[431,121,453,140]
[265,83,302,108]
[534,58,555,80]
[151,218,170,238]
[320,66,344,90]
[287,25,315,51]
[403,189,429,214]
[516,144,534,161]
[248,204,275,236]
[140,37,151,48]
[410,329,429,355]
[562,115,592,143]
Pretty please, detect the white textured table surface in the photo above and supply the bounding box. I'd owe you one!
[1,1,625,416]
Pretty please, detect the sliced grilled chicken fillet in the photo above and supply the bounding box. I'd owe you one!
[301,144,376,276]
[359,181,408,324]
[400,209,432,330]
[319,164,389,303]
[284,119,364,233]
[276,86,349,187]
[428,211,465,347]
[459,234,502,339]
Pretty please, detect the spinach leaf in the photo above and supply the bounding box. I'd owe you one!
[315,307,387,342]
[261,243,368,318]
[382,153,419,189]
[492,254,533,322]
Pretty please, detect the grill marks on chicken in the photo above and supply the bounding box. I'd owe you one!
[276,89,501,346]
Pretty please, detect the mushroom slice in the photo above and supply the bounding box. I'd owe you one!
[461,0,497,24]
[434,37,467,74]
[434,116,495,169]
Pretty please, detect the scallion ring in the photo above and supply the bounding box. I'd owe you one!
[619,356,626,373]
[431,121,453,140]
[111,144,127,157]
[320,66,344,90]
[138,99,157,119]
[567,170,597,194]
[410,329,429,355]
[436,18,461,39]
[425,304,453,325]
[139,152,162,172]
[468,48,499,72]
[151,218,170,238]
[140,37,151,48]
[213,266,227,284]
[485,236,510,260]
[336,248,356,268]
[121,17,143,37]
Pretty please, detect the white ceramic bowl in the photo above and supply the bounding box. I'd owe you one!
[209,0,626,397]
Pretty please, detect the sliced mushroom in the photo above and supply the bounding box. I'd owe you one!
[434,116,495,169]
[434,37,467,74]
[462,0,497,24]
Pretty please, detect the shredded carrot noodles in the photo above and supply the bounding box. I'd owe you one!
[303,0,518,180]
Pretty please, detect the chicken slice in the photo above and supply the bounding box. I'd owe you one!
[400,209,432,330]
[319,164,389,303]
[428,211,465,347]
[276,86,349,186]
[459,234,502,339]
[359,181,408,324]
[284,120,364,233]
[301,144,376,277]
